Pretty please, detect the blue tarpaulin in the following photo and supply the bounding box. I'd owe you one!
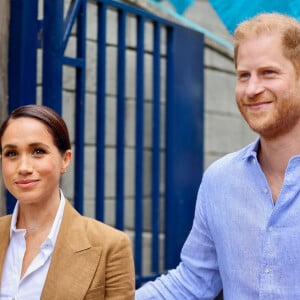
[208,0,300,34]
[148,0,234,50]
[168,0,194,14]
[148,0,300,50]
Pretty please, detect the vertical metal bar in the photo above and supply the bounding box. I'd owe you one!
[95,2,107,221]
[115,9,126,230]
[9,0,38,111]
[42,0,63,114]
[7,0,39,213]
[165,25,205,269]
[134,15,145,278]
[151,21,161,273]
[74,0,87,214]
[165,26,175,270]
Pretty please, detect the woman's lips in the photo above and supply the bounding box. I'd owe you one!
[15,179,39,189]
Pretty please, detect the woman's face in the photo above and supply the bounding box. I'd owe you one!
[1,117,71,207]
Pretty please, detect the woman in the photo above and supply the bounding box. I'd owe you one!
[0,104,135,299]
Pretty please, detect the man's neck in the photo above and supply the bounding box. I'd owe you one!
[258,134,300,202]
[259,133,300,172]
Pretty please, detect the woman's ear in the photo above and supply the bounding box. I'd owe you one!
[61,149,72,174]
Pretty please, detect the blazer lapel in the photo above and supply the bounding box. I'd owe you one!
[41,201,102,300]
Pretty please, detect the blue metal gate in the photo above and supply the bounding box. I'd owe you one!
[8,0,204,286]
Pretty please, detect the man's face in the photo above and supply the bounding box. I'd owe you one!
[235,33,300,139]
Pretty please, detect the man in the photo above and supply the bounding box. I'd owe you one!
[135,13,300,299]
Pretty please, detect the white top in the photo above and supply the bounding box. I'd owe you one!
[0,190,66,300]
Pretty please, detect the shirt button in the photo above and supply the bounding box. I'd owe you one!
[263,188,268,194]
[265,267,270,273]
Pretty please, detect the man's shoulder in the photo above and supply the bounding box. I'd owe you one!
[205,140,257,175]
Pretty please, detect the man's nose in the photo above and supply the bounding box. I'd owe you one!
[245,76,265,98]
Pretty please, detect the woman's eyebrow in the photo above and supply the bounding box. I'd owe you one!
[2,144,17,150]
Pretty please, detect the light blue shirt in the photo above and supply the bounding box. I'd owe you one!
[136,139,300,299]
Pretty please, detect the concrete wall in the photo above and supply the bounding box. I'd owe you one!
[138,0,257,168]
[1,0,257,275]
[127,0,257,168]
[188,1,257,168]
[61,0,257,217]
[120,0,257,275]
[60,1,169,231]
[0,1,10,215]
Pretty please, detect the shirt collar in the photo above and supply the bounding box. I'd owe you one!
[241,137,260,161]
[10,189,66,247]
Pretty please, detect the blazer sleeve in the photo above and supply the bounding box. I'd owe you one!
[103,232,135,300]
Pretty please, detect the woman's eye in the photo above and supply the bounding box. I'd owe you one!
[33,148,46,156]
[3,151,17,158]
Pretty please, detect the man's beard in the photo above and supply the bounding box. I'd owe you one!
[238,90,300,140]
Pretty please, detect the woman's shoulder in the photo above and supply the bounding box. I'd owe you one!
[0,214,12,225]
[82,214,127,235]
[68,204,131,244]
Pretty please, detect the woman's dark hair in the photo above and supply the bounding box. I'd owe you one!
[0,104,71,155]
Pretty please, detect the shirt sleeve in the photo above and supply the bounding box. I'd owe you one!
[135,181,222,300]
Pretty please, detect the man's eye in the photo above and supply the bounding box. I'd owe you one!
[238,73,250,81]
[263,70,275,75]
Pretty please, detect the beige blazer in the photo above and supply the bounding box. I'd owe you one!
[0,200,135,300]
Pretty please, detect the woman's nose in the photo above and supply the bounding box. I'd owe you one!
[18,155,33,174]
